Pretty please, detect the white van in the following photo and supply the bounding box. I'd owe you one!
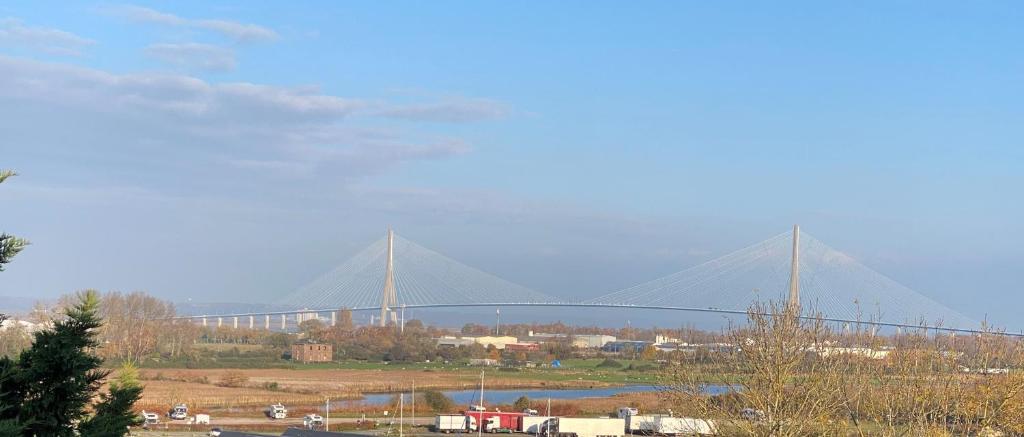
[268,403,288,419]
[304,414,325,429]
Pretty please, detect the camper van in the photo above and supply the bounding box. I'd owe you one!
[267,403,288,419]
[168,404,188,420]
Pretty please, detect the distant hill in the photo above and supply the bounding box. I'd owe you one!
[0,295,40,315]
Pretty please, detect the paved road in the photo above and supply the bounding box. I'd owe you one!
[136,416,436,436]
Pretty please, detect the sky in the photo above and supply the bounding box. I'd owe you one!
[0,2,1021,328]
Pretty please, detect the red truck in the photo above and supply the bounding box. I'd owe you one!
[465,410,525,433]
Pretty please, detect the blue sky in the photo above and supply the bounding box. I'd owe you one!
[1,2,1021,328]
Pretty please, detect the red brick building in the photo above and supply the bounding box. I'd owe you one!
[505,343,540,352]
[291,341,333,363]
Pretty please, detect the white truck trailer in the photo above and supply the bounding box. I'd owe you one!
[544,417,625,437]
[521,416,554,434]
[625,415,715,436]
[649,417,715,436]
[435,414,470,433]
[625,415,659,434]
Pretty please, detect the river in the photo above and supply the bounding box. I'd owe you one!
[344,384,732,406]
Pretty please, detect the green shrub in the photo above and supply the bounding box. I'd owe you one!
[623,363,658,372]
[421,390,455,412]
[513,395,531,411]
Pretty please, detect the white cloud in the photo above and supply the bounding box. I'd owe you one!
[374,98,511,122]
[0,18,95,56]
[0,55,359,120]
[111,5,278,43]
[0,55,481,184]
[145,42,237,72]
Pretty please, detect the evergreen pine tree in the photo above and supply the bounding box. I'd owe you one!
[78,362,143,437]
[0,170,28,272]
[0,169,26,436]
[16,291,109,437]
[0,355,25,436]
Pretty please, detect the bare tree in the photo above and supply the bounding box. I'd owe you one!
[664,302,852,436]
[98,291,176,363]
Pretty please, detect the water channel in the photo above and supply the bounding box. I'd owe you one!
[342,384,732,406]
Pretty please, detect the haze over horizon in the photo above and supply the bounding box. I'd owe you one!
[1,2,1021,328]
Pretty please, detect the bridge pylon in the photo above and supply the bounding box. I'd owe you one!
[379,226,398,327]
[787,224,800,312]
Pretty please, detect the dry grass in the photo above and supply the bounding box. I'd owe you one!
[133,367,617,413]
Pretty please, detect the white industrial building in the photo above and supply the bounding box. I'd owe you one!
[572,334,617,348]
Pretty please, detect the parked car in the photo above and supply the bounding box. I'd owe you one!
[140,411,160,427]
[304,414,324,430]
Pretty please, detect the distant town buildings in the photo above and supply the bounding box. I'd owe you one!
[433,331,742,358]
[811,346,891,360]
[436,335,520,350]
[602,340,651,353]
[436,337,476,348]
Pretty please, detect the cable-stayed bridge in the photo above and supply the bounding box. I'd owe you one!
[586,228,977,329]
[183,226,987,335]
[280,230,558,313]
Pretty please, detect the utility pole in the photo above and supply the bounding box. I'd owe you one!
[411,380,416,433]
[478,371,484,437]
[325,397,330,431]
[496,308,501,336]
[399,389,404,437]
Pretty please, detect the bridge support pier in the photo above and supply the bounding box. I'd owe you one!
[232,316,238,329]
[280,314,286,330]
[217,317,223,328]
[265,315,270,330]
[201,317,207,327]
[331,311,336,327]
[248,315,254,329]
